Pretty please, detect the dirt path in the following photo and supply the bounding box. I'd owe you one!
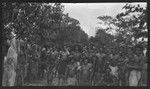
[23,77,76,86]
[24,78,66,86]
[24,79,48,86]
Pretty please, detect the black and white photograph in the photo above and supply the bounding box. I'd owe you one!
[2,2,148,86]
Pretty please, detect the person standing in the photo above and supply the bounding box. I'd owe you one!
[90,55,99,86]
[127,47,143,86]
[140,55,147,86]
[66,59,78,86]
[57,51,68,86]
[3,32,20,86]
[79,58,92,86]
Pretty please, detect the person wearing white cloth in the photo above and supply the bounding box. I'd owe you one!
[128,47,143,86]
[3,31,20,86]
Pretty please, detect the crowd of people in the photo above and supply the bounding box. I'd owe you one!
[16,42,147,86]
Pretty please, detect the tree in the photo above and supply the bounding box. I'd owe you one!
[96,3,147,50]
[117,3,147,48]
[55,14,88,46]
[95,28,115,49]
[2,2,89,50]
[2,3,64,46]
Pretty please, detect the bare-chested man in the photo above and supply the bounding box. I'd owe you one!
[66,59,78,86]
[127,47,143,86]
[79,58,92,86]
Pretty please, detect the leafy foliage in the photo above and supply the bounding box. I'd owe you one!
[2,2,147,53]
[2,2,88,48]
[96,3,147,51]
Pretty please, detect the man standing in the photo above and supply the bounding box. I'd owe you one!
[127,46,143,86]
[79,59,92,86]
[66,59,78,86]
[57,50,68,86]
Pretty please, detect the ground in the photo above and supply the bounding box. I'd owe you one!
[23,77,66,86]
[24,79,48,86]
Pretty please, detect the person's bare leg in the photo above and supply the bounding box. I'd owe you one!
[129,70,138,86]
[21,70,24,85]
[9,70,16,86]
[125,71,129,86]
[2,69,9,86]
[137,71,141,86]
[58,75,60,86]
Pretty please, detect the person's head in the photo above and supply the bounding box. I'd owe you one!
[114,54,119,60]
[57,54,61,59]
[64,45,67,48]
[135,47,142,56]
[75,46,79,52]
[134,55,140,63]
[118,56,124,62]
[84,58,88,64]
[127,48,133,56]
[67,46,71,51]
[91,55,98,61]
[134,44,143,56]
[127,50,135,61]
[106,68,111,73]
[71,59,75,63]
[7,39,11,46]
[42,48,46,51]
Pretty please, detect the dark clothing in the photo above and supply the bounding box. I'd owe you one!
[118,65,127,86]
[93,59,98,72]
[58,60,68,75]
[79,64,92,86]
[67,64,76,78]
[98,59,105,73]
[128,61,142,72]
[103,73,114,85]
[41,51,47,63]
[103,60,110,72]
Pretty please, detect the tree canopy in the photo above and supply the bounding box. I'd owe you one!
[2,2,88,48]
[93,3,147,52]
[2,3,147,53]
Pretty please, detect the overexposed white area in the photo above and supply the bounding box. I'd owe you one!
[62,3,147,37]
